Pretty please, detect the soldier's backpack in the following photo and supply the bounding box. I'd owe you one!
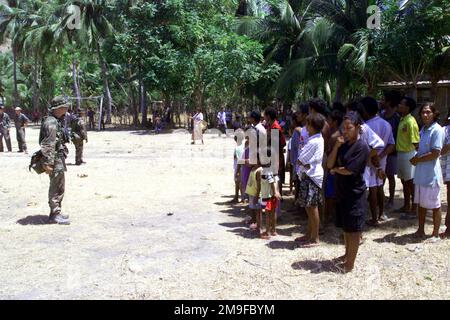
[29,150,45,174]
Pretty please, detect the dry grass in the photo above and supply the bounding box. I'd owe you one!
[0,127,448,299]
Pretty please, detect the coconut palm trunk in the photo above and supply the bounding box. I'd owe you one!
[72,59,81,112]
[12,45,20,108]
[97,43,112,124]
[32,53,40,112]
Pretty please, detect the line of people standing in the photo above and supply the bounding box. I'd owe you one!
[232,94,449,273]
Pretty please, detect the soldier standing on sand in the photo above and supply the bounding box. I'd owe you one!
[0,103,12,152]
[40,97,70,225]
[70,109,88,165]
[14,107,30,154]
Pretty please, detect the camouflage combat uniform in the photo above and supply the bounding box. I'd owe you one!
[40,114,69,218]
[0,111,12,152]
[70,115,88,164]
[15,113,30,152]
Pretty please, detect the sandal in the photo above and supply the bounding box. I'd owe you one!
[425,236,441,244]
[298,241,319,248]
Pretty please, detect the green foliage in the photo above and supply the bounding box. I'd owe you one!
[0,0,449,115]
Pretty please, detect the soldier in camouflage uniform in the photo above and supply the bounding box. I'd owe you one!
[0,103,12,152]
[14,107,30,154]
[40,97,70,225]
[70,109,88,165]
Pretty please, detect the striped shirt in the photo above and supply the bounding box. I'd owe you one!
[297,133,324,188]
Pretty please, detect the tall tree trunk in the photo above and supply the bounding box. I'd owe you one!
[128,63,138,126]
[72,59,81,112]
[12,46,19,108]
[97,43,112,124]
[32,53,40,112]
[334,74,346,103]
[139,71,147,127]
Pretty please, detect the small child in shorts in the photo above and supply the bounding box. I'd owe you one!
[260,164,282,239]
[233,132,245,203]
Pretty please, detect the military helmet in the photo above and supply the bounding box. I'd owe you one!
[50,96,70,111]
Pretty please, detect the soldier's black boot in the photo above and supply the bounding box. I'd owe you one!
[49,214,71,225]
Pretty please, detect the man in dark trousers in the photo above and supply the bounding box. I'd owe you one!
[70,109,88,165]
[14,107,30,153]
[0,103,12,152]
[40,96,71,225]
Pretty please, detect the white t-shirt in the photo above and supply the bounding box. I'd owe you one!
[297,133,324,187]
[255,122,267,136]
[361,123,384,150]
[217,111,227,125]
[295,126,310,176]
[193,112,203,123]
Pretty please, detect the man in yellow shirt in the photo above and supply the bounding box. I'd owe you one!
[395,97,420,217]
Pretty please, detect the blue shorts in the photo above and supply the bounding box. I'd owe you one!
[325,174,336,199]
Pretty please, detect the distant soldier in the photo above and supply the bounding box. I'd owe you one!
[87,107,95,129]
[14,107,30,153]
[0,103,12,152]
[70,109,88,165]
[40,96,70,225]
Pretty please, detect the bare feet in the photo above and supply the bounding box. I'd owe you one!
[295,235,310,243]
[260,232,270,240]
[335,262,353,273]
[270,231,278,236]
[412,231,426,239]
[249,223,258,230]
[439,231,450,239]
[332,255,347,264]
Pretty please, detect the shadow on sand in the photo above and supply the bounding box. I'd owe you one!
[17,215,50,226]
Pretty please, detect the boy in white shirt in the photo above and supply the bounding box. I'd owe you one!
[361,97,395,226]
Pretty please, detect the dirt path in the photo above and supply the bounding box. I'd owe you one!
[0,127,448,299]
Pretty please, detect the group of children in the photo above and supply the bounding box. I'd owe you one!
[232,93,450,273]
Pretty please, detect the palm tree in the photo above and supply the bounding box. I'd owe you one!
[238,0,318,102]
[0,0,39,108]
[21,1,57,112]
[60,0,114,122]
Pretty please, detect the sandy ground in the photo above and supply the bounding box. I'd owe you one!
[0,126,449,300]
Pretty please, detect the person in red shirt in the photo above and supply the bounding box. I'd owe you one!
[264,107,287,198]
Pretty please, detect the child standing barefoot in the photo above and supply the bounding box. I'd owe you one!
[260,163,282,239]
[233,133,245,203]
[296,114,326,248]
[245,163,263,233]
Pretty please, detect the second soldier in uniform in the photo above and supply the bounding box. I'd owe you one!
[70,109,88,165]
[14,107,30,153]
[0,102,12,152]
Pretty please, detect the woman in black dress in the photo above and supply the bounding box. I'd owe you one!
[327,111,370,273]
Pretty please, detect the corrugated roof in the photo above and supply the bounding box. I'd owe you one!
[378,80,450,88]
